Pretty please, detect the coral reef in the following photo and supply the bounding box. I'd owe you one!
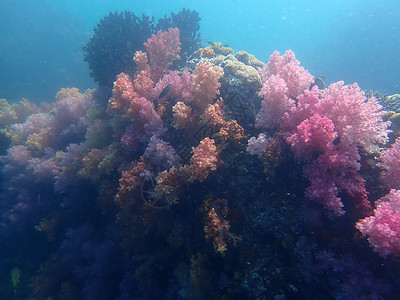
[1,20,400,300]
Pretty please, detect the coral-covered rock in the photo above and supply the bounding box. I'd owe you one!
[235,50,265,69]
[220,55,262,90]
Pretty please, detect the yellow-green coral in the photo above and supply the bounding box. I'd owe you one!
[0,99,18,128]
[235,50,265,69]
[0,98,41,130]
[26,128,52,151]
[208,42,234,56]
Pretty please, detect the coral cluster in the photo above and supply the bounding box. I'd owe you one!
[283,82,390,216]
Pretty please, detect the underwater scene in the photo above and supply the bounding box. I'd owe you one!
[1,0,400,299]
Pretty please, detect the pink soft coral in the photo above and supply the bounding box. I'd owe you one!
[108,73,137,112]
[256,50,314,129]
[185,137,220,182]
[286,113,338,160]
[320,82,390,151]
[378,137,400,190]
[304,145,370,216]
[152,70,193,104]
[108,73,163,136]
[356,189,400,257]
[285,83,390,152]
[256,75,291,129]
[185,61,224,112]
[283,81,390,216]
[261,50,314,97]
[144,28,181,82]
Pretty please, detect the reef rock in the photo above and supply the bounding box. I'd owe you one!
[219,54,262,90]
[235,50,265,69]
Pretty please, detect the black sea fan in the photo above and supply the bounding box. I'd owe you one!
[83,11,155,87]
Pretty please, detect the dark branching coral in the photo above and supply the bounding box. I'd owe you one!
[157,9,202,61]
[83,9,201,89]
[83,11,155,87]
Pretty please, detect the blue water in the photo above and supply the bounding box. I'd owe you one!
[1,0,399,102]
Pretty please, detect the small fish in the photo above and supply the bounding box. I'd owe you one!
[159,83,172,99]
[289,95,298,105]
[312,76,326,90]
[11,267,20,294]
[333,137,341,145]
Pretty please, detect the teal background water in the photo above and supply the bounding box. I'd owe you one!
[1,0,399,102]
